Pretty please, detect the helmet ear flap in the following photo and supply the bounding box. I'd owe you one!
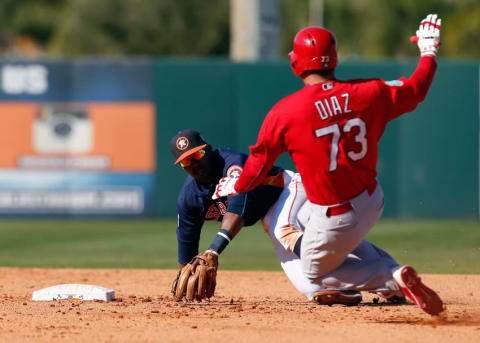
[289,51,300,76]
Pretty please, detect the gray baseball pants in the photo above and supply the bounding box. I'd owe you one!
[299,183,400,292]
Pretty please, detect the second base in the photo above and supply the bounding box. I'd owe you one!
[32,284,115,301]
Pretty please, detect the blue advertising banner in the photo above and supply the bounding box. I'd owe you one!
[0,60,155,216]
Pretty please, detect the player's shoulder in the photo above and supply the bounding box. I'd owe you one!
[218,148,247,166]
[335,78,387,97]
[217,148,247,178]
[338,78,384,88]
[275,87,307,106]
[217,147,247,160]
[342,77,406,90]
[265,89,307,120]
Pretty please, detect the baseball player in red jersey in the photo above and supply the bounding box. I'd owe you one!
[214,15,444,315]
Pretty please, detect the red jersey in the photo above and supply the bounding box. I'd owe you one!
[235,56,437,205]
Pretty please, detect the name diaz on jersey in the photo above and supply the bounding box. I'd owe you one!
[314,92,351,120]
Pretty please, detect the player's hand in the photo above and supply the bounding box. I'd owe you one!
[171,250,218,302]
[212,177,239,200]
[412,14,441,57]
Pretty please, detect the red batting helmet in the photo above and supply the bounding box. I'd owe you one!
[289,27,338,77]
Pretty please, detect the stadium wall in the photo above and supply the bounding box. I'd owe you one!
[154,59,479,219]
[0,58,477,218]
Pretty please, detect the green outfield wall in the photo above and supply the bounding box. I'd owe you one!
[154,59,479,219]
[0,58,475,219]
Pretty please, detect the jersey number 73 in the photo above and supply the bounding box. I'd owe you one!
[315,118,367,172]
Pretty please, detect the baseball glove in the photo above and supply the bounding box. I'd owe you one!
[171,250,218,301]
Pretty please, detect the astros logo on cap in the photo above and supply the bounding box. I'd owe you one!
[176,137,189,150]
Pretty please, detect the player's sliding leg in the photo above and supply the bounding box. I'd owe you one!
[300,184,387,283]
[261,170,361,305]
[299,183,442,311]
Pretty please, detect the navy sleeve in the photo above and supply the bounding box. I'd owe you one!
[219,148,283,226]
[176,186,204,264]
[226,192,248,217]
[221,149,249,217]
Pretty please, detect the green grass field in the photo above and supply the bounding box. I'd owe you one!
[0,219,478,273]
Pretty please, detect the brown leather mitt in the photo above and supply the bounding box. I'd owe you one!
[172,250,218,301]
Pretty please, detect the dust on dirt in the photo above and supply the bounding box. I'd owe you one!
[0,268,479,342]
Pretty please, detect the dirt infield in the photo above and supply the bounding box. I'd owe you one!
[0,268,479,342]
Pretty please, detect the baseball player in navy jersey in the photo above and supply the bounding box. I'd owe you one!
[171,129,404,305]
[213,15,444,315]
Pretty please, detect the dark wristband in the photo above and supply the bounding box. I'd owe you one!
[209,229,232,254]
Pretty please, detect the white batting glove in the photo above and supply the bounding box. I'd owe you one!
[212,177,239,200]
[414,14,441,57]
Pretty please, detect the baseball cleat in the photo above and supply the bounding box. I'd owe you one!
[393,265,444,315]
[313,290,362,306]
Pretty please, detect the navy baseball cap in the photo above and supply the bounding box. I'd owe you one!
[170,129,208,164]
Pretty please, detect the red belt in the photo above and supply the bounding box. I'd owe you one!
[325,181,377,217]
[326,202,353,217]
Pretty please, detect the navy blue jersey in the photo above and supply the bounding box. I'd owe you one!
[176,148,284,264]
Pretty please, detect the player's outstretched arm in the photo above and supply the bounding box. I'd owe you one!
[171,212,245,302]
[410,14,441,57]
